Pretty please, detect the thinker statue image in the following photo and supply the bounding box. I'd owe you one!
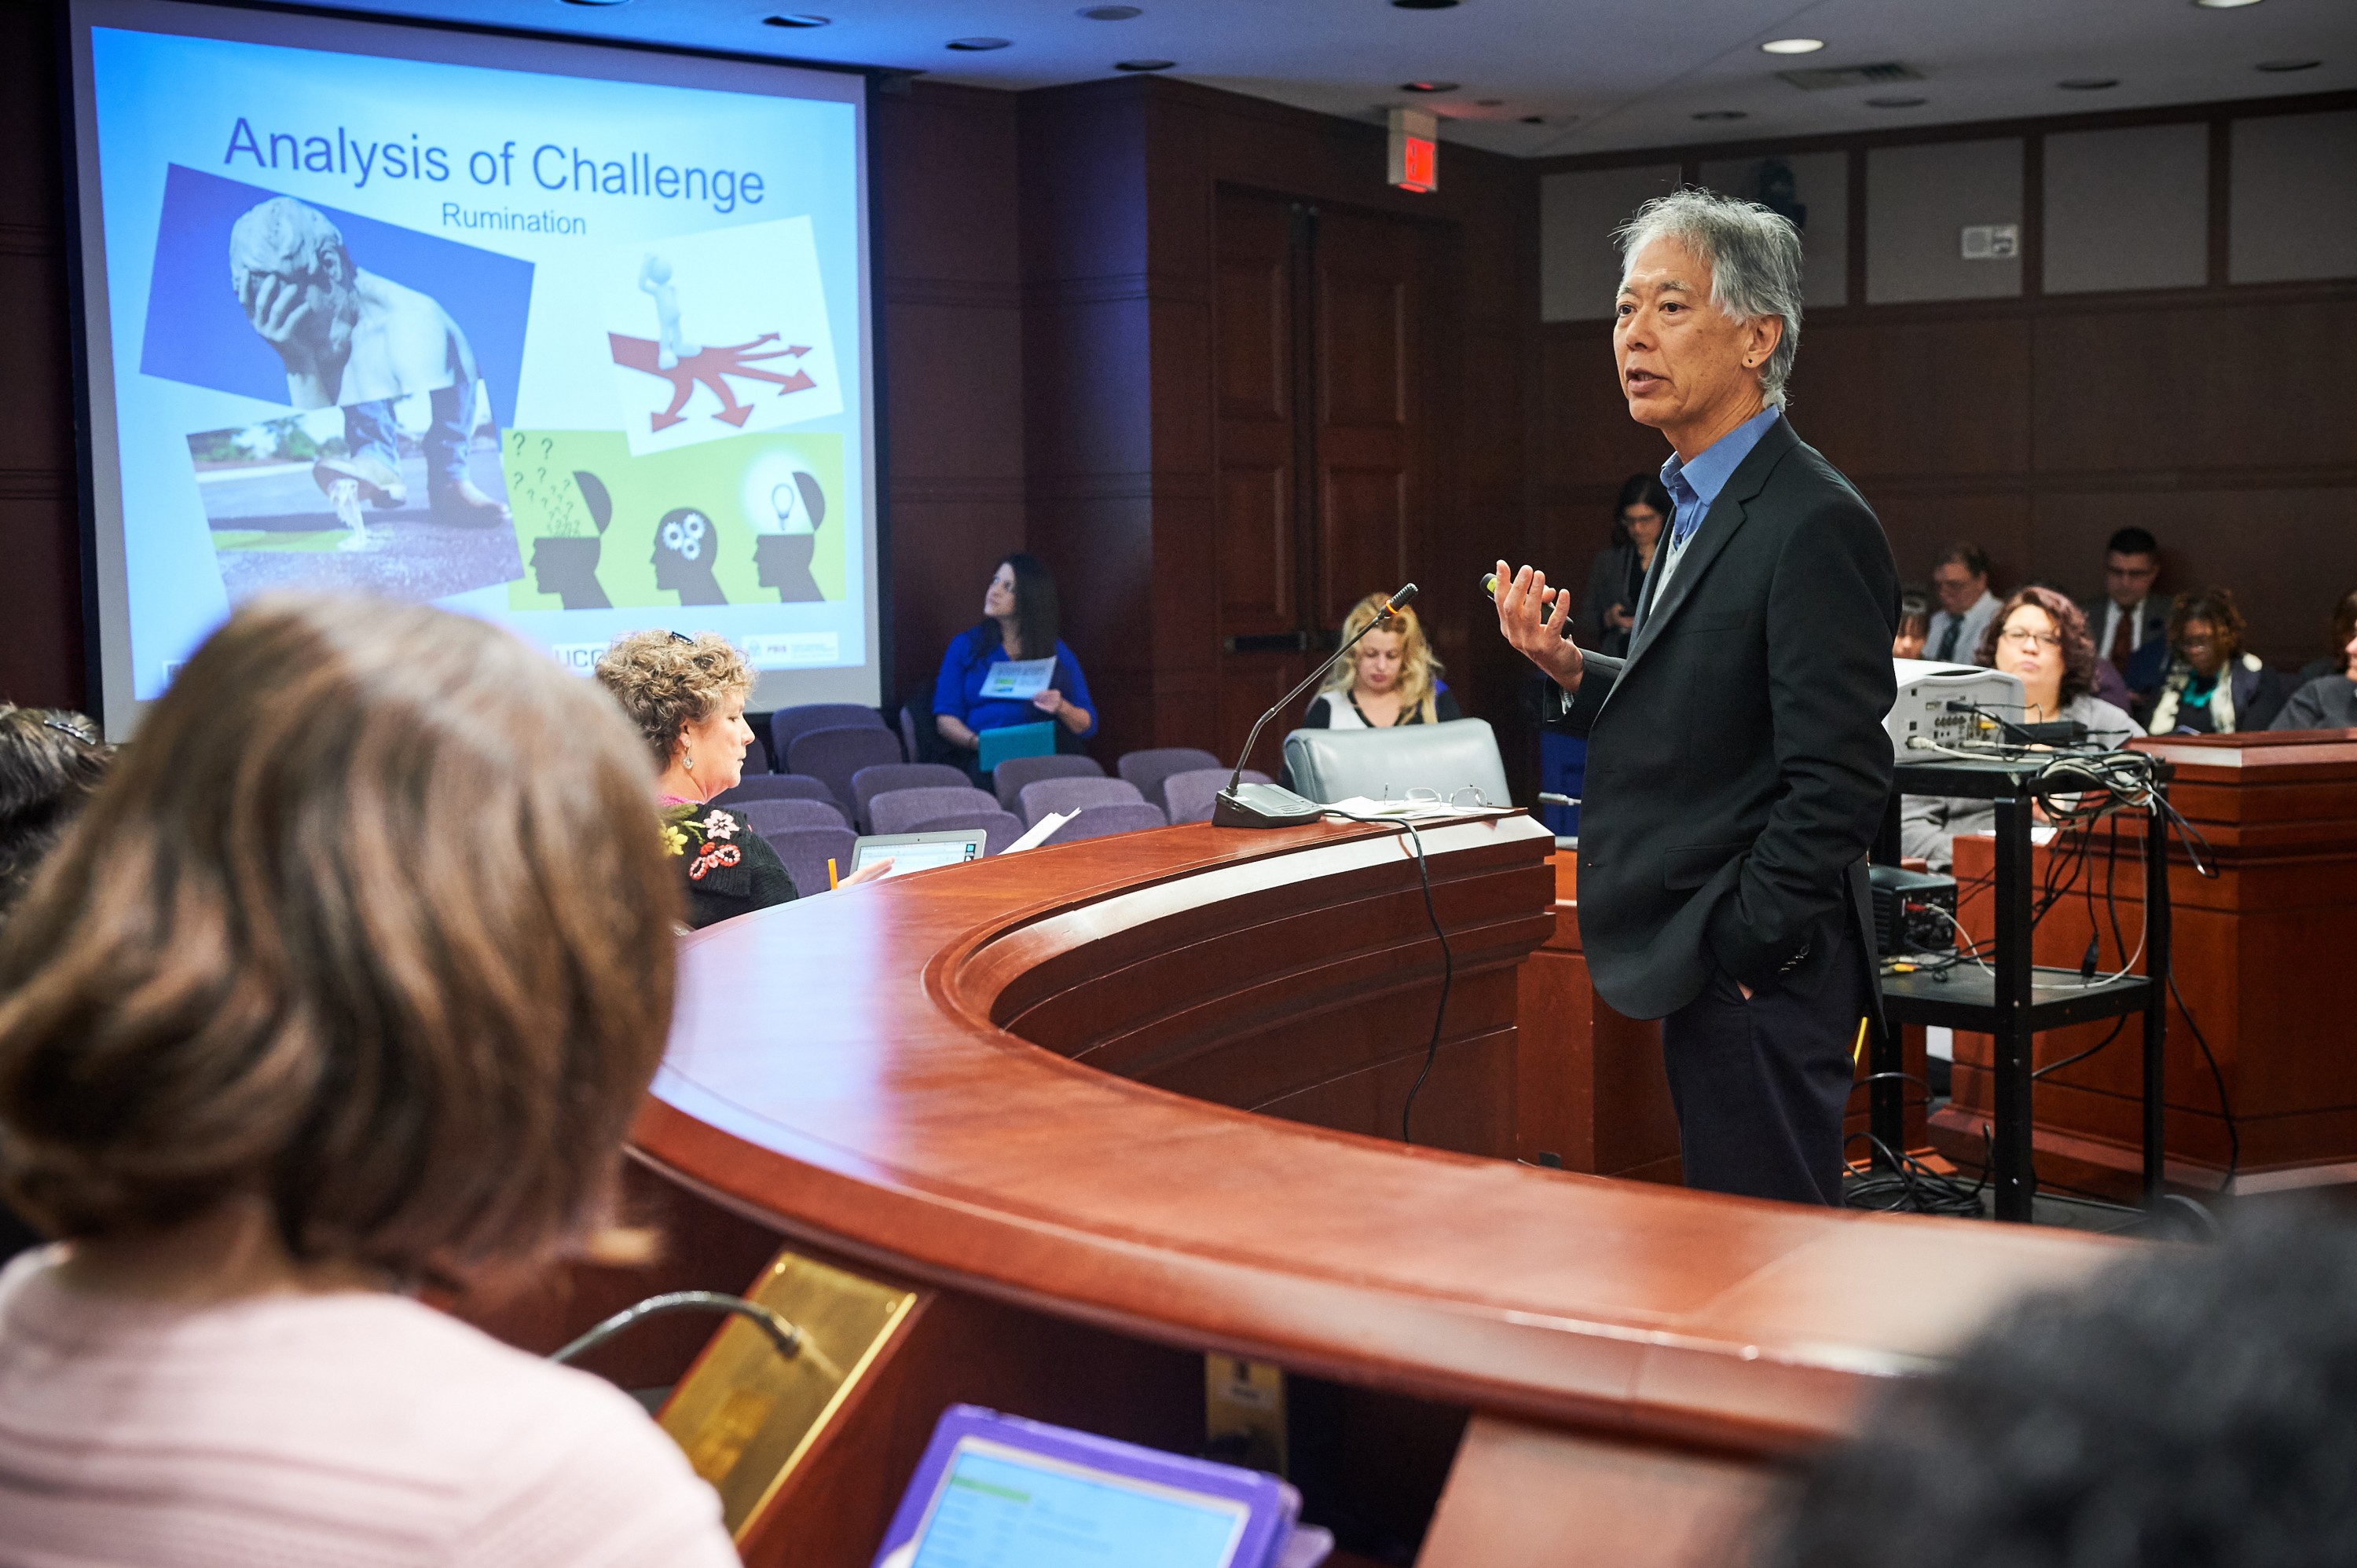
[753,470,827,603]
[228,196,507,523]
[638,254,699,371]
[652,506,728,606]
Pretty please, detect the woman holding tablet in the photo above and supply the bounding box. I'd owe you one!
[0,598,737,1564]
[933,555,1097,775]
[596,629,886,925]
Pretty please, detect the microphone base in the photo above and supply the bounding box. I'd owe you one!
[1211,782,1326,830]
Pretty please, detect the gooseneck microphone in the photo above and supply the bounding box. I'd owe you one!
[1211,583,1419,829]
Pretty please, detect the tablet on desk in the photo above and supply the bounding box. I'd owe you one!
[871,1405,1311,1568]
[850,829,989,878]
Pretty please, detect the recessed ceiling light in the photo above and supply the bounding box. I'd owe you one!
[1519,114,1545,124]
[1692,110,1747,121]
[947,36,1011,49]
[1760,38,1824,55]
[1392,0,1461,8]
[559,0,630,7]
[1077,4,1140,17]
[2256,57,2321,71]
[1865,95,1926,108]
[2194,0,2265,8]
[1400,80,1458,93]
[763,13,830,26]
[2058,77,2119,90]
[1114,58,1175,71]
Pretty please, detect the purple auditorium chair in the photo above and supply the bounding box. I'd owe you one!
[850,762,971,832]
[867,786,1003,837]
[893,808,1028,856]
[991,753,1103,813]
[1017,775,1145,827]
[770,703,885,766]
[899,704,924,766]
[1116,748,1221,813]
[738,797,849,837]
[1042,803,1168,845]
[787,725,904,815]
[1162,767,1269,826]
[741,734,772,775]
[713,772,836,808]
[763,825,856,899]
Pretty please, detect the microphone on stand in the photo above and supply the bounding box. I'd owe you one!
[1212,583,1419,829]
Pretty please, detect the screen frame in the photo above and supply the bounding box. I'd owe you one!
[61,0,893,735]
[850,829,987,877]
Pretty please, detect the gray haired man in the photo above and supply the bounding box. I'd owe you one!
[1493,189,1897,1205]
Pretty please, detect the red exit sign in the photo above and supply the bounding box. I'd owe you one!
[1387,108,1438,193]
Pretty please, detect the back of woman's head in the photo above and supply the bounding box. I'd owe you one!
[0,596,680,1280]
[0,706,112,921]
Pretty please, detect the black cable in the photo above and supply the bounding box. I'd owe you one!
[2169,965,2239,1193]
[1318,809,1453,1145]
[2033,1014,2127,1080]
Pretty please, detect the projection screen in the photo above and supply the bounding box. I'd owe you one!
[67,0,880,733]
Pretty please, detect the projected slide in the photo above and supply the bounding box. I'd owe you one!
[71,0,874,721]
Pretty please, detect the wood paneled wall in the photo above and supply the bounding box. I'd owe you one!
[872,83,1028,709]
[1019,76,1534,761]
[0,0,85,711]
[1534,97,2357,669]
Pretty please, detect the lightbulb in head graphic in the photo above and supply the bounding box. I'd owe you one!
[753,470,827,603]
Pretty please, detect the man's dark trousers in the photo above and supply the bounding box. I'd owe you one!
[1660,919,1868,1205]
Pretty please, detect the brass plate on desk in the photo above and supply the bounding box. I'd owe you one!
[658,1249,917,1540]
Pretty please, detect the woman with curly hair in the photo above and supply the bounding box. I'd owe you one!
[0,705,110,927]
[595,631,886,926]
[2146,588,2289,735]
[2272,589,2357,731]
[1901,586,2137,873]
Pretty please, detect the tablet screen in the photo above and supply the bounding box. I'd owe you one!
[907,1438,1249,1568]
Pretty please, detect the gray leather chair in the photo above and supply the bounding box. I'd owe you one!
[1279,719,1512,809]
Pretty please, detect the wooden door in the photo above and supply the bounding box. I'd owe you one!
[1211,190,1433,768]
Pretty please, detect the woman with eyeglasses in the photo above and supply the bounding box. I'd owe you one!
[1900,587,2137,873]
[1576,474,1672,659]
[595,630,889,927]
[2146,588,2289,736]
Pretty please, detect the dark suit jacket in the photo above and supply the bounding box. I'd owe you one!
[1545,416,1897,1020]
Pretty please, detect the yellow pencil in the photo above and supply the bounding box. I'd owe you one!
[827,857,840,890]
[1852,1015,1869,1067]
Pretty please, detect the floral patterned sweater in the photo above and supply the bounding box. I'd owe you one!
[662,804,801,929]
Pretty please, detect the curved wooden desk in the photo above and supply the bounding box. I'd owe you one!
[630,814,2118,1565]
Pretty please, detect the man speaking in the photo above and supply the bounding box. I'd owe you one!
[1494,189,1896,1206]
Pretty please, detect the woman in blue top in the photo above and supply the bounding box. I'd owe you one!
[933,555,1097,769]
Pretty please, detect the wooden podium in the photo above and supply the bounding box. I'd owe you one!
[460,815,2117,1567]
[1930,730,2357,1196]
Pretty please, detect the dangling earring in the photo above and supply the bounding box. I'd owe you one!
[684,753,695,771]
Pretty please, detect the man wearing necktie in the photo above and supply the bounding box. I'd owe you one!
[1492,189,1897,1207]
[1925,544,2000,665]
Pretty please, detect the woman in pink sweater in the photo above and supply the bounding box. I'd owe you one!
[0,599,739,1566]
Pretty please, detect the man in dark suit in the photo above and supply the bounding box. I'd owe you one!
[1493,189,1897,1206]
[2080,526,2168,714]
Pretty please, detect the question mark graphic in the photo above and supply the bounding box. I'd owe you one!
[537,467,548,484]
[541,437,554,460]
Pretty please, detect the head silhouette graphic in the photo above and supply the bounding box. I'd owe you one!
[651,506,728,606]
[530,470,614,609]
[753,471,827,603]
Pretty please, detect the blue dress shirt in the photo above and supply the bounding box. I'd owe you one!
[1663,403,1783,549]
[933,625,1098,739]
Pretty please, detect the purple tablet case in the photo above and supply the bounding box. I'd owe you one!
[871,1404,1299,1568]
